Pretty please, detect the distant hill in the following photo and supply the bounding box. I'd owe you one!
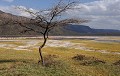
[64,24,120,36]
[0,10,120,36]
[64,25,93,33]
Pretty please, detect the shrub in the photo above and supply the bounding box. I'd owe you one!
[72,54,106,66]
[43,54,59,67]
[113,60,120,66]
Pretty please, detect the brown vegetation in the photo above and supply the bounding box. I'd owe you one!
[113,60,120,66]
[72,54,106,66]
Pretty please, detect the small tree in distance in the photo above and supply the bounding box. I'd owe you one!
[15,0,88,65]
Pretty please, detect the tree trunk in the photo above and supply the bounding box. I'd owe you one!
[38,47,45,65]
[38,34,47,65]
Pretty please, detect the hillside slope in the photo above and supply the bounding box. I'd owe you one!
[0,10,120,36]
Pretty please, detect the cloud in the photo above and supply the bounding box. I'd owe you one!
[0,5,37,17]
[2,0,14,2]
[69,0,120,30]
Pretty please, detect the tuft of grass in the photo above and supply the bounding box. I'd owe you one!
[113,60,120,66]
[72,54,106,66]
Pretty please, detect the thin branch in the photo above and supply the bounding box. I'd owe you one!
[17,22,44,35]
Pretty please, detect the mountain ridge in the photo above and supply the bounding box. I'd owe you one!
[0,10,120,36]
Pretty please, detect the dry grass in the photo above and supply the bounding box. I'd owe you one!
[0,38,120,76]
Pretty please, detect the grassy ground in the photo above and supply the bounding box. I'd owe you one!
[0,38,120,76]
[68,39,120,52]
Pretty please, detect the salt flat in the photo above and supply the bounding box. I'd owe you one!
[0,36,120,54]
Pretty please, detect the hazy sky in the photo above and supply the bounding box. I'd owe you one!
[0,0,120,30]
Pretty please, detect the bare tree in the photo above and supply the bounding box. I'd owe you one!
[14,0,88,65]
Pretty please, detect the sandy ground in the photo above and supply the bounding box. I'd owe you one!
[0,40,40,51]
[46,40,120,55]
[0,38,120,55]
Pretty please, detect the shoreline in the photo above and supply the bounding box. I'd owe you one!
[0,36,120,39]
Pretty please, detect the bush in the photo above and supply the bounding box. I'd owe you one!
[72,54,106,66]
[72,54,86,60]
[44,54,59,67]
[113,60,120,66]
